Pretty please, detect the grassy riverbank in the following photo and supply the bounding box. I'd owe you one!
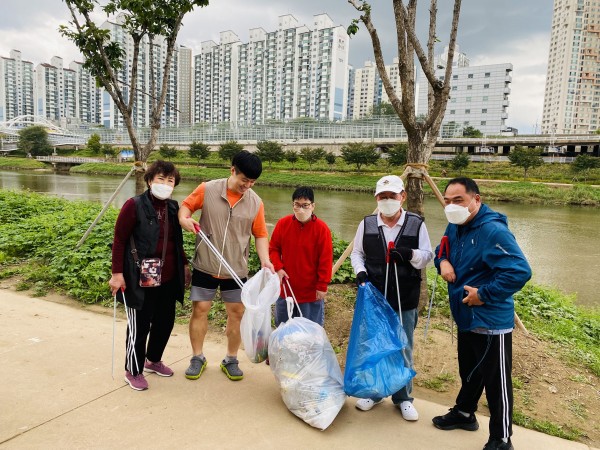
[1,189,598,444]
[2,154,599,205]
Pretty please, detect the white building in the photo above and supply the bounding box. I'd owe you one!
[349,58,403,119]
[177,46,193,126]
[69,61,103,125]
[194,31,242,124]
[198,13,349,125]
[35,57,78,123]
[101,13,179,128]
[416,48,512,135]
[542,0,600,134]
[0,50,34,122]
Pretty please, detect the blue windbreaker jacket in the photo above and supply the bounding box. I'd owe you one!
[434,204,532,332]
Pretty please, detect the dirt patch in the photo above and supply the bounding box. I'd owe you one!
[324,284,600,447]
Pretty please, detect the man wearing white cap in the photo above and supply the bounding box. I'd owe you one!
[350,175,434,420]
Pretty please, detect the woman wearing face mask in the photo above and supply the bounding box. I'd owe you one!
[269,186,333,327]
[349,175,434,421]
[109,160,191,391]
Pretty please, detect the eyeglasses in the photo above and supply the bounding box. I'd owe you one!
[292,202,313,210]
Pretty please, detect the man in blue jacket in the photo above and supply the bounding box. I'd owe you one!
[432,178,531,450]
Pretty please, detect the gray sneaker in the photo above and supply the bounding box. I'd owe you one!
[185,355,207,380]
[220,357,244,381]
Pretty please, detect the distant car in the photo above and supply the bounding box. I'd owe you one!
[475,146,495,154]
[544,146,565,154]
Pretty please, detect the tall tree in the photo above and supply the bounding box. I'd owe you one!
[18,126,52,156]
[86,133,103,154]
[218,140,244,162]
[340,142,380,171]
[508,146,544,180]
[255,140,284,168]
[348,0,462,215]
[188,141,210,164]
[60,0,209,192]
[300,147,327,171]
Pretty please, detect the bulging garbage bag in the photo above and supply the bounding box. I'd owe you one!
[240,268,280,363]
[343,282,415,399]
[269,312,346,430]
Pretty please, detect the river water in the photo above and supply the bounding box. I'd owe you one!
[1,170,598,308]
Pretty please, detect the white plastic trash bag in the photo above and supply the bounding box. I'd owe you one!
[240,268,280,363]
[268,296,346,430]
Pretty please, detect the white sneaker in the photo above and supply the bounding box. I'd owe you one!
[355,398,384,411]
[399,401,419,421]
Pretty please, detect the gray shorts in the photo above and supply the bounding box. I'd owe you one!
[190,269,246,303]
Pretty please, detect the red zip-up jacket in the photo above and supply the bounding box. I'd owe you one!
[269,214,333,303]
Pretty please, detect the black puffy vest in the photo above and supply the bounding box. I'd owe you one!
[363,212,423,311]
[121,191,186,310]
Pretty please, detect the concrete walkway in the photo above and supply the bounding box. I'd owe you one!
[0,290,596,450]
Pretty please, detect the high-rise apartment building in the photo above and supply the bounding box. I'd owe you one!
[542,0,600,134]
[0,50,34,122]
[416,47,512,135]
[177,46,193,126]
[101,13,179,128]
[194,31,242,124]
[197,13,349,125]
[349,58,402,119]
[69,61,102,125]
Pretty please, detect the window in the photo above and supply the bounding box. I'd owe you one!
[482,108,487,113]
[482,96,489,101]
[452,86,457,91]
[467,85,472,90]
[480,121,487,126]
[465,109,470,114]
[450,110,455,114]
[468,73,473,78]
[466,97,472,102]
[484,84,490,89]
[485,72,491,77]
[453,74,458,80]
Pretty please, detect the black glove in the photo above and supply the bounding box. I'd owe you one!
[390,247,413,263]
[356,271,368,286]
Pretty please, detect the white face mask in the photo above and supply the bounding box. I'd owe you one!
[150,183,174,200]
[444,198,474,225]
[294,209,312,223]
[377,199,402,217]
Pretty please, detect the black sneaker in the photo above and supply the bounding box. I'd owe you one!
[483,438,513,450]
[432,406,479,431]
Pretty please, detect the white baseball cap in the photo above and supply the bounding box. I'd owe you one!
[374,175,405,196]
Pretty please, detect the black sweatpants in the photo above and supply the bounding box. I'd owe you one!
[455,331,513,440]
[124,281,177,375]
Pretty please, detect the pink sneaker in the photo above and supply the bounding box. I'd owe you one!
[144,360,174,377]
[124,371,148,391]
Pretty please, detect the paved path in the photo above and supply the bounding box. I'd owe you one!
[0,291,596,449]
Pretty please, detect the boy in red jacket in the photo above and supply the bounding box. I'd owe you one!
[269,186,333,326]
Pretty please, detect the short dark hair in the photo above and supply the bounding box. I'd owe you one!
[444,177,480,195]
[292,186,314,202]
[232,150,262,179]
[144,160,181,187]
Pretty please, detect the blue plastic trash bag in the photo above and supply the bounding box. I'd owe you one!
[343,282,416,399]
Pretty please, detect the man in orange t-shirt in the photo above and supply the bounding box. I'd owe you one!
[178,151,274,382]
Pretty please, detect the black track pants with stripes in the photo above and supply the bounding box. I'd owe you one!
[124,281,177,376]
[455,331,513,440]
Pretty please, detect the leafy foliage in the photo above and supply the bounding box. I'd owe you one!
[188,141,210,163]
[255,140,284,167]
[571,154,600,182]
[218,140,244,163]
[450,153,470,174]
[284,150,299,169]
[462,126,483,138]
[300,147,326,171]
[508,146,544,179]
[340,142,379,171]
[387,143,408,168]
[86,133,103,154]
[18,126,52,156]
[158,144,178,159]
[325,152,337,170]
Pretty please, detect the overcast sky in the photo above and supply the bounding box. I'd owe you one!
[0,0,552,133]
